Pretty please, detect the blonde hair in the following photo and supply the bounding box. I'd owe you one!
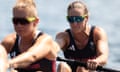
[67,1,88,15]
[15,0,36,7]
[13,0,38,17]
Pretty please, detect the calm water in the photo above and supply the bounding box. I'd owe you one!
[0,0,120,71]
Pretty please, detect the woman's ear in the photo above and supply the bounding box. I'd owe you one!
[35,17,39,24]
[33,17,39,26]
[85,15,88,22]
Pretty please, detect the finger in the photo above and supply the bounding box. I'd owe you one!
[87,62,97,70]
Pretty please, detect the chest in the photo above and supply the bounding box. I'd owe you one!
[74,37,89,50]
[19,43,33,52]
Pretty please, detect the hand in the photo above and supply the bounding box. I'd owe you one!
[87,59,99,70]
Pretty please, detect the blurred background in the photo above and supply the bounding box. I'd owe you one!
[0,0,120,70]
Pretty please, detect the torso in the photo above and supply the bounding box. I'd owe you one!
[64,26,97,61]
[63,26,97,72]
[9,31,56,72]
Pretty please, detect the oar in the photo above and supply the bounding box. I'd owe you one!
[57,57,120,72]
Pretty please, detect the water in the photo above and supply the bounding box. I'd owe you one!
[0,0,120,71]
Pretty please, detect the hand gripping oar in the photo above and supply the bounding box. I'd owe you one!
[57,57,120,72]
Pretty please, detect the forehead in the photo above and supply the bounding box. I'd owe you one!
[68,3,85,16]
[13,8,27,17]
[13,7,36,18]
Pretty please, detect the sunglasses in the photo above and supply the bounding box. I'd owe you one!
[12,17,36,25]
[67,15,87,23]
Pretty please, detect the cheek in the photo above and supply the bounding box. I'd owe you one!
[70,24,81,31]
[28,24,36,31]
[31,22,37,29]
[70,23,82,28]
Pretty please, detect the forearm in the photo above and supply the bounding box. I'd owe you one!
[0,45,8,72]
[9,52,36,68]
[95,53,108,66]
[9,46,50,68]
[0,59,8,72]
[96,40,109,66]
[87,54,108,70]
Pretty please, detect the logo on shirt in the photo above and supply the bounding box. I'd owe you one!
[68,45,75,51]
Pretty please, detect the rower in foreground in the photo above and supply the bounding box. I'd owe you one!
[0,0,60,72]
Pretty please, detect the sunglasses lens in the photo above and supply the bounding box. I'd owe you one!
[76,16,84,22]
[12,18,30,25]
[67,16,85,23]
[67,16,74,23]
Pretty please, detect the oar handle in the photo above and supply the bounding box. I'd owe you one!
[57,57,120,72]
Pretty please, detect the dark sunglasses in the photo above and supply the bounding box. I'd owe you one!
[67,15,87,23]
[12,17,36,25]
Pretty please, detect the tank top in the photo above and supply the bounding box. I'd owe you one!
[10,32,56,72]
[64,26,97,71]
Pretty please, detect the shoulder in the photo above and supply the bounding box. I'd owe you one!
[37,33,53,41]
[55,31,70,50]
[56,31,69,39]
[56,31,70,44]
[1,33,17,44]
[37,33,59,47]
[93,26,108,40]
[94,26,107,36]
[1,33,17,52]
[35,33,55,46]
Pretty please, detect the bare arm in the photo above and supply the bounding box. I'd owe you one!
[87,27,109,70]
[55,32,69,51]
[1,33,16,53]
[9,34,58,68]
[0,45,8,72]
[95,27,109,65]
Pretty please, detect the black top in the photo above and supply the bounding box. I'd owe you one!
[63,26,97,72]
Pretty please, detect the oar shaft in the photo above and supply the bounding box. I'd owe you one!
[97,66,120,72]
[57,57,120,72]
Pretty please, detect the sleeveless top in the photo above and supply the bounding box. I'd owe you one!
[64,26,97,71]
[10,32,56,72]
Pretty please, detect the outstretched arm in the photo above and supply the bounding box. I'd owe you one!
[87,27,109,70]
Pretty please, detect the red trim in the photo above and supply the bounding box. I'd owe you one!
[52,60,56,72]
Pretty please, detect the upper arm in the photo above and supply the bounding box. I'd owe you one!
[1,33,16,53]
[55,32,69,50]
[94,27,109,58]
[27,34,57,60]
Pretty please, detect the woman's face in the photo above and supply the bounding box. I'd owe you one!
[13,8,37,37]
[67,3,88,33]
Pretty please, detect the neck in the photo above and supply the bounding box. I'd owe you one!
[73,25,90,36]
[20,31,36,43]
